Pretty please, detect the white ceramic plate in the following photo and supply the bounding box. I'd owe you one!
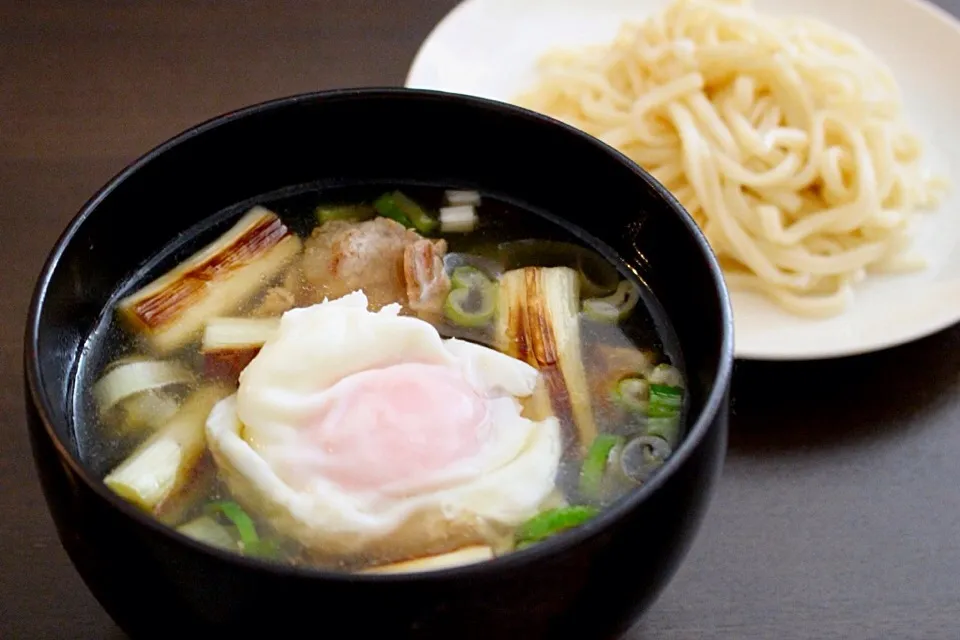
[405,0,960,360]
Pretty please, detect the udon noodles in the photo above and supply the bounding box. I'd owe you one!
[515,0,948,316]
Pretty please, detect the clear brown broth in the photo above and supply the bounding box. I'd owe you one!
[71,183,686,571]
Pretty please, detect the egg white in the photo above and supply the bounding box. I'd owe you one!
[205,290,562,561]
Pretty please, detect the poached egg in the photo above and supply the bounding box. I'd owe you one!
[205,290,561,563]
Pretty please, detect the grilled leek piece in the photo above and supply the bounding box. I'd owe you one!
[201,316,280,378]
[362,546,494,575]
[496,266,597,454]
[117,207,302,354]
[202,316,280,351]
[154,455,217,526]
[104,385,230,510]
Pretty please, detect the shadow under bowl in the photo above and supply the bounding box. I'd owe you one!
[24,88,733,640]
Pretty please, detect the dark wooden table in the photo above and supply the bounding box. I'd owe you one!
[2,1,959,638]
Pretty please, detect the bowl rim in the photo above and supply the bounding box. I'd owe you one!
[24,86,734,582]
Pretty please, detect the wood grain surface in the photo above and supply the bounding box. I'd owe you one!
[2,1,959,638]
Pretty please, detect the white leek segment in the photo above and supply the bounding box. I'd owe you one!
[104,385,230,510]
[201,317,281,352]
[116,207,302,354]
[439,205,478,233]
[93,358,193,417]
[496,267,598,453]
[177,515,236,550]
[120,389,182,433]
[361,546,494,575]
[444,190,481,206]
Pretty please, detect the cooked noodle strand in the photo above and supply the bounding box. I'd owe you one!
[515,0,946,317]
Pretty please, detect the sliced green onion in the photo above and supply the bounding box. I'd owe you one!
[314,204,376,224]
[515,506,600,544]
[648,383,683,418]
[451,265,493,290]
[646,416,680,448]
[576,262,619,298]
[579,434,624,499]
[177,515,236,550]
[373,192,413,228]
[444,284,497,328]
[374,191,438,234]
[648,363,684,388]
[205,501,259,550]
[393,191,439,234]
[582,280,641,323]
[612,377,649,413]
[203,501,286,559]
[443,253,503,283]
[244,538,283,559]
[618,435,672,484]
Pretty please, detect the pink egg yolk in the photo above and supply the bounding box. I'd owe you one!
[303,362,490,491]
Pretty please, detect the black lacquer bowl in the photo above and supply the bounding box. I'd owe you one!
[24,88,733,640]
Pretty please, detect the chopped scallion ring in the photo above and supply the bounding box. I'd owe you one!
[579,434,625,499]
[582,280,640,323]
[515,506,600,545]
[444,284,497,327]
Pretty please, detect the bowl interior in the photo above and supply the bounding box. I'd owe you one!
[27,88,732,547]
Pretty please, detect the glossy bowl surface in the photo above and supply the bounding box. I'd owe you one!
[25,88,733,640]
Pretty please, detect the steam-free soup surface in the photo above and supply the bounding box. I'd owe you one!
[75,185,686,574]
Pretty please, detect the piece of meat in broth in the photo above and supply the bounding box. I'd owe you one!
[404,238,451,317]
[301,217,450,315]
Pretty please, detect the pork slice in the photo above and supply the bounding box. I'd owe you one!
[404,238,451,318]
[300,218,450,315]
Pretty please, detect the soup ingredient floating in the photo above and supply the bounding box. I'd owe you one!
[90,188,685,573]
[362,545,495,575]
[374,191,440,234]
[582,280,641,324]
[444,266,498,328]
[579,359,685,502]
[205,291,563,564]
[200,316,280,378]
[301,215,450,317]
[104,385,230,510]
[497,267,598,453]
[515,505,600,548]
[515,0,948,318]
[176,499,284,558]
[117,207,302,353]
[92,357,194,433]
